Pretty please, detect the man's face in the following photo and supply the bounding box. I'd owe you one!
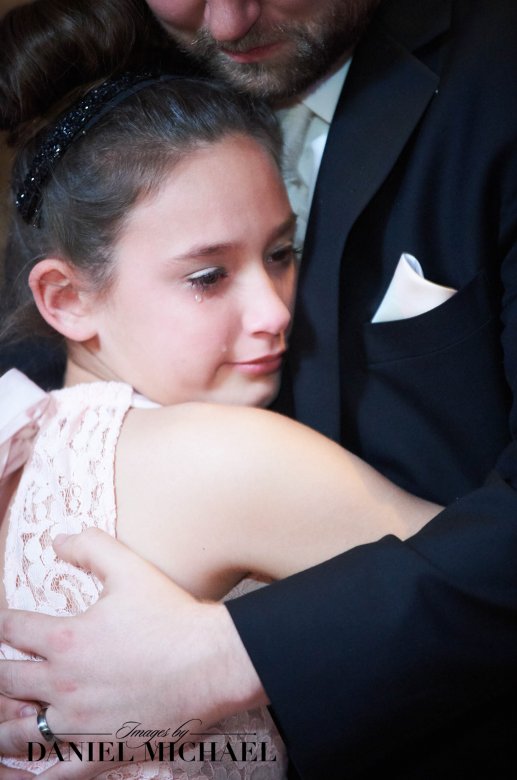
[146,1,381,99]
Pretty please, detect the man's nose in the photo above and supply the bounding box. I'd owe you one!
[203,0,261,42]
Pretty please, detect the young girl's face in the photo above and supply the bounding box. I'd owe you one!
[89,134,297,407]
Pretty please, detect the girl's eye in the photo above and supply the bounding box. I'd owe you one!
[268,244,301,266]
[187,267,228,290]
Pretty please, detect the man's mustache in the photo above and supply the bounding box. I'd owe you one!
[190,24,294,54]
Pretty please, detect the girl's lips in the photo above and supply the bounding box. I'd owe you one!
[232,353,285,376]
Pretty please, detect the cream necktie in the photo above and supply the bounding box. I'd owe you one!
[277,102,313,247]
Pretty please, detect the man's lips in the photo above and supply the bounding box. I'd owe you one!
[220,41,283,64]
[231,352,285,376]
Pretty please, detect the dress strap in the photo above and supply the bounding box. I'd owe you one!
[0,369,51,485]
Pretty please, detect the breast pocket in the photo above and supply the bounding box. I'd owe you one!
[362,270,497,365]
[353,269,509,503]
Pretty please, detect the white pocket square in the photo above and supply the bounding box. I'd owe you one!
[371,253,457,323]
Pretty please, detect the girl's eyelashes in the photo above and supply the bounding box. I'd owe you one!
[185,245,299,293]
[186,267,228,291]
[268,243,302,266]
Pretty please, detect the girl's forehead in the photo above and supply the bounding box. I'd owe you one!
[120,135,286,234]
[107,136,291,282]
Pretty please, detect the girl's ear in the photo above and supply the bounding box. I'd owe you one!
[29,258,99,342]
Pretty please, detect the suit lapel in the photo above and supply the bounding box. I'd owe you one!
[289,0,450,440]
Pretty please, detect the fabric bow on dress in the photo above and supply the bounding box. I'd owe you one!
[0,369,50,493]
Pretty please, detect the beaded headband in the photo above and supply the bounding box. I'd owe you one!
[15,70,175,227]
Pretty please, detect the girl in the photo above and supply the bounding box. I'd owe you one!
[0,2,440,777]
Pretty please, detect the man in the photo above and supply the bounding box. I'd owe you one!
[1,0,516,778]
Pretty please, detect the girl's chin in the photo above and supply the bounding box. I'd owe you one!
[213,377,282,409]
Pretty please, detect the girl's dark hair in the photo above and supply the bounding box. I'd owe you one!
[0,0,281,348]
[0,0,282,346]
[0,0,190,138]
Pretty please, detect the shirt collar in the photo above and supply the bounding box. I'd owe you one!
[302,58,351,124]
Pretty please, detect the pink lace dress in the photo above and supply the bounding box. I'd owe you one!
[0,370,287,779]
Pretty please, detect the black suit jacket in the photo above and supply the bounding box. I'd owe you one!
[228,0,517,776]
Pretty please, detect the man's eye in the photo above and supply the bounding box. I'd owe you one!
[187,267,228,290]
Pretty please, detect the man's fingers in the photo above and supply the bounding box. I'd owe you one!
[0,713,42,756]
[0,609,60,658]
[0,715,127,779]
[0,660,50,705]
[0,694,37,725]
[53,528,147,587]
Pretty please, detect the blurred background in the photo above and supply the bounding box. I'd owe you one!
[1,1,28,274]
[1,1,69,386]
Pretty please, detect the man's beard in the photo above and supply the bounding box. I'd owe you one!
[172,1,381,101]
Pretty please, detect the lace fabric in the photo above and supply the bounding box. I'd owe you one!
[0,379,286,778]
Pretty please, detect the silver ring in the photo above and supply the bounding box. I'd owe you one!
[36,706,56,742]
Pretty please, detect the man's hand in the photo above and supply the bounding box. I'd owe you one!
[0,529,265,779]
[0,700,38,778]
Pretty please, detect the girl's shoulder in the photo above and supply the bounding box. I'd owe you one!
[119,401,295,468]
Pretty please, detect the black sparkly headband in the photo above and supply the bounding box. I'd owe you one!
[15,70,175,227]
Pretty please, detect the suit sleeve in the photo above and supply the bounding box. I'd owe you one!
[226,475,517,776]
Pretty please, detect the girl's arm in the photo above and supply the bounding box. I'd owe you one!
[115,403,441,600]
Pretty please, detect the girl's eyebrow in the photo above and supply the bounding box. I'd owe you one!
[168,213,298,263]
[172,242,235,261]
